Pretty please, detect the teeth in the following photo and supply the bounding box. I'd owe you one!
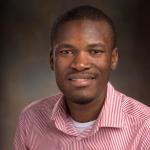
[70,78,94,80]
[72,79,86,80]
[68,73,96,80]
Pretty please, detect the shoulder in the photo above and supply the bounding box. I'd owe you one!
[108,83,150,121]
[14,93,63,144]
[117,91,150,147]
[24,93,62,111]
[120,92,150,120]
[20,93,63,122]
[118,91,150,134]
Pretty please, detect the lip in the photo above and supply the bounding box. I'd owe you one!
[68,73,95,80]
[67,73,96,87]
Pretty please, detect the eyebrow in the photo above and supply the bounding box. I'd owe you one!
[54,43,77,50]
[86,43,105,48]
[54,42,105,50]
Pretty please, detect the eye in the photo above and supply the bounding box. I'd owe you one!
[90,49,104,55]
[59,49,74,55]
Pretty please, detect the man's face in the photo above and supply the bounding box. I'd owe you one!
[51,20,118,105]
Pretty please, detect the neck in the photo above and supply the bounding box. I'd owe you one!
[65,91,106,123]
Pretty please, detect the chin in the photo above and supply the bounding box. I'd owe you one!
[72,98,94,105]
[66,92,97,105]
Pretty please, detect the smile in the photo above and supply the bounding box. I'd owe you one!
[68,73,96,80]
[67,73,96,87]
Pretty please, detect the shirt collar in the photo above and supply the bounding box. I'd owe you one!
[50,94,64,120]
[50,82,124,134]
[95,82,124,129]
[50,95,77,135]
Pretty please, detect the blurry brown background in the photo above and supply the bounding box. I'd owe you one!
[2,0,150,149]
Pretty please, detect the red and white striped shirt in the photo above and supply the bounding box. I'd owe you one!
[13,83,150,150]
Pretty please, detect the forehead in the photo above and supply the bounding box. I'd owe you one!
[53,20,113,48]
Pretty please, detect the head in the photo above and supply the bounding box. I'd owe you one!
[50,5,118,105]
[50,5,117,52]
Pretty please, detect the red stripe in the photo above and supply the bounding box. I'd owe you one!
[13,82,150,150]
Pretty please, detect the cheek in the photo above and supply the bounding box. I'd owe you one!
[54,58,70,76]
[95,56,111,71]
[54,57,65,69]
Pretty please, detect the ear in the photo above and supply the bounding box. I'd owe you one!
[111,48,118,70]
[49,48,54,70]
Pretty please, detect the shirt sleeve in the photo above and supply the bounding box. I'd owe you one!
[13,111,30,150]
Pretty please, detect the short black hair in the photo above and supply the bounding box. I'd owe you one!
[50,5,117,49]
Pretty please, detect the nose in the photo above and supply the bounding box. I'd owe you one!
[70,51,91,71]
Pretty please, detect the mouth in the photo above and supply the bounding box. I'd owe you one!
[68,73,96,80]
[67,73,96,87]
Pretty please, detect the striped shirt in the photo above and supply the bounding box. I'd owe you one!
[13,82,150,150]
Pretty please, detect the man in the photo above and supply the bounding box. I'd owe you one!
[13,5,150,150]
